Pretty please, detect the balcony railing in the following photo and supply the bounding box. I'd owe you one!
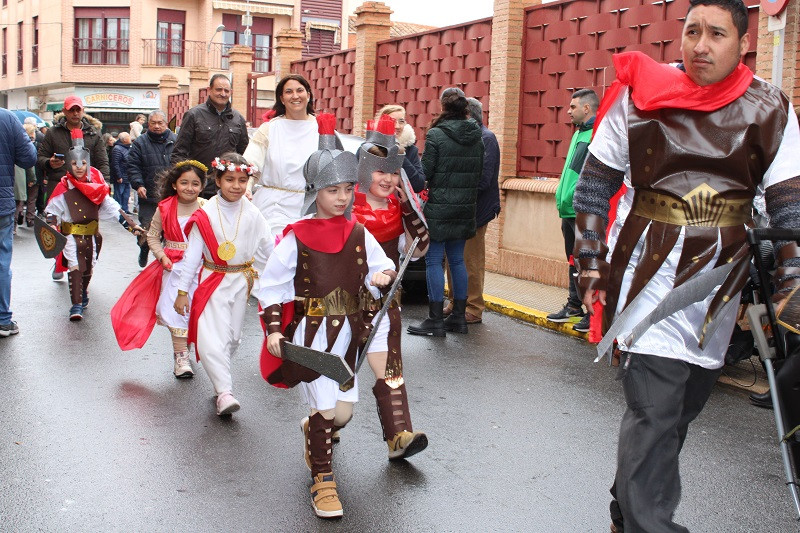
[73,38,130,65]
[141,39,271,73]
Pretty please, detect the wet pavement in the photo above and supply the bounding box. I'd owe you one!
[1,222,797,532]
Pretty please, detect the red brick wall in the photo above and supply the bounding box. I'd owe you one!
[167,92,190,127]
[518,0,760,178]
[374,19,492,152]
[292,48,357,132]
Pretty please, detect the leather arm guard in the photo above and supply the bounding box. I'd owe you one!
[766,176,800,301]
[262,303,283,335]
[571,154,624,293]
[400,200,430,252]
[574,213,610,292]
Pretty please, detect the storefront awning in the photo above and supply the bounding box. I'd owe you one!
[84,107,156,114]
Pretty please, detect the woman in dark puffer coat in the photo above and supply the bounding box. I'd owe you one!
[408,87,483,337]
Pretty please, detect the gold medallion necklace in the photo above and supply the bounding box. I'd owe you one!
[216,197,243,262]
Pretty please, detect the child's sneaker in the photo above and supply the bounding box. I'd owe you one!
[310,472,343,518]
[81,290,90,309]
[216,392,240,416]
[69,304,83,321]
[387,430,428,460]
[173,352,194,378]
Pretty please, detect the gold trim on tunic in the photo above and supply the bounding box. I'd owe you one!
[360,288,401,312]
[165,240,188,250]
[632,186,751,227]
[295,287,360,316]
[202,259,258,293]
[62,220,98,235]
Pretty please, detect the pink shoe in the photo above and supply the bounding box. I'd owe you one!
[216,392,240,416]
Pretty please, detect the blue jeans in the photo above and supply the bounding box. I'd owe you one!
[0,214,14,324]
[114,182,131,213]
[426,239,467,302]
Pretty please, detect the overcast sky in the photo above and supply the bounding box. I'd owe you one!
[367,0,494,28]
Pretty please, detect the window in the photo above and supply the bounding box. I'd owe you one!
[156,9,185,66]
[73,7,129,65]
[221,14,272,73]
[1,28,6,76]
[16,21,22,73]
[31,16,38,70]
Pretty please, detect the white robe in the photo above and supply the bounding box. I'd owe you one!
[155,214,196,337]
[243,115,319,244]
[178,194,270,394]
[257,224,395,410]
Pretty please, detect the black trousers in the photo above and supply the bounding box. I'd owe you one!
[560,218,582,309]
[611,352,721,533]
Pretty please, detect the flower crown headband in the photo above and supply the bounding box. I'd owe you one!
[174,159,208,173]
[212,157,258,176]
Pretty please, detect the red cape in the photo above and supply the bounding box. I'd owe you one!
[587,52,754,343]
[184,208,226,361]
[111,196,189,350]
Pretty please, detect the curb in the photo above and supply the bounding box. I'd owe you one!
[484,294,768,395]
[483,295,587,339]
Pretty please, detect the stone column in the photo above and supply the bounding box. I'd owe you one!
[352,2,392,136]
[484,0,536,272]
[188,68,210,107]
[274,29,304,81]
[228,45,254,120]
[756,2,800,107]
[158,75,180,115]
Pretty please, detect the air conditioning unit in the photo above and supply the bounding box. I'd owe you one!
[28,96,42,110]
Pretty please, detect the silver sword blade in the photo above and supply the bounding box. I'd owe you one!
[281,340,355,385]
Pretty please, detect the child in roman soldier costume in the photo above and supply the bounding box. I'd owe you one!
[173,153,270,416]
[45,129,142,321]
[257,114,397,519]
[111,160,207,379]
[351,115,429,459]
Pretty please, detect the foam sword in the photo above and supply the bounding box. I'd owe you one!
[280,236,421,386]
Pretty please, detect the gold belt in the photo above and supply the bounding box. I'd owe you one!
[203,259,258,293]
[165,240,188,250]
[632,189,751,227]
[360,288,401,312]
[262,184,305,194]
[295,287,360,316]
[62,220,98,235]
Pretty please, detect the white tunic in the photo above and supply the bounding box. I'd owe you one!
[589,84,800,368]
[243,115,319,241]
[155,214,196,336]
[45,183,123,269]
[178,194,270,394]
[256,224,395,410]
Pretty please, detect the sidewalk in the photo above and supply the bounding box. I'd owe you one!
[482,271,769,394]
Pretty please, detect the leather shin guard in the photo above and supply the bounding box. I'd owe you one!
[373,380,412,441]
[68,270,83,306]
[308,412,335,477]
[82,271,92,298]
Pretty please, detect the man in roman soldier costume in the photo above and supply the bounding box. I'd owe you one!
[574,0,800,532]
[573,1,800,530]
[45,129,142,321]
[351,115,430,459]
[257,114,397,519]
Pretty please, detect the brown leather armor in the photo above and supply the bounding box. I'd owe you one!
[605,79,791,334]
[268,224,371,387]
[61,187,103,273]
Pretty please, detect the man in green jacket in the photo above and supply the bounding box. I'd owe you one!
[547,89,598,333]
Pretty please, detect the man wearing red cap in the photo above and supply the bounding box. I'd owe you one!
[572,1,800,531]
[38,95,110,280]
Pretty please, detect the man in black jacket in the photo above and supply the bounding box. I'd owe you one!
[444,97,500,324]
[170,74,249,198]
[128,110,176,267]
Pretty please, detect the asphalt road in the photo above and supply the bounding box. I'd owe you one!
[1,222,798,532]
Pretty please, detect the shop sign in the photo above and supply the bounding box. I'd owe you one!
[74,87,161,109]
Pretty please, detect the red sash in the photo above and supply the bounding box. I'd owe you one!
[49,167,109,205]
[184,208,226,361]
[587,52,754,343]
[282,215,355,253]
[110,196,194,350]
[352,192,403,243]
